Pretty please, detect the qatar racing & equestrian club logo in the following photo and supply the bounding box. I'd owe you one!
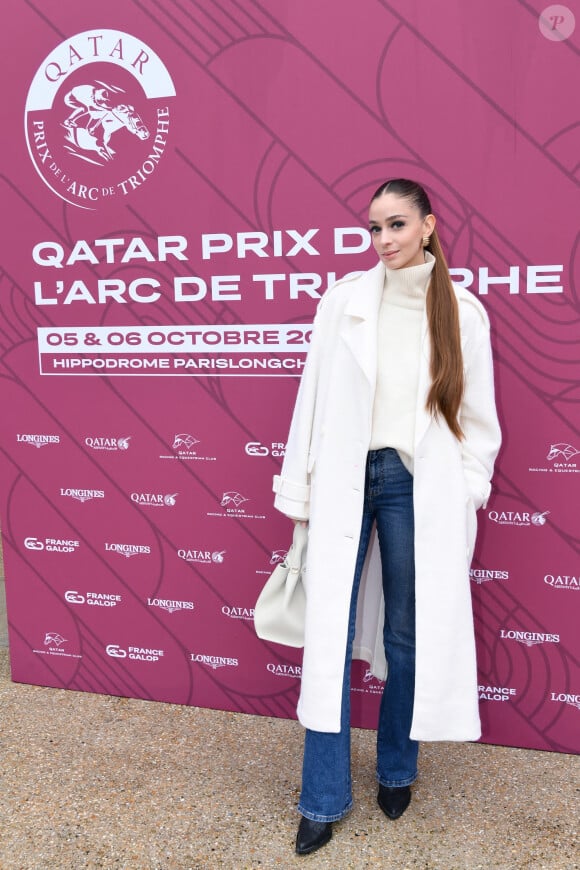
[25,29,176,209]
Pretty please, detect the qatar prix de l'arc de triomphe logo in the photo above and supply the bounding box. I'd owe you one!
[25,29,176,210]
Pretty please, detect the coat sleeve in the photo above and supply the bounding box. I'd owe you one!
[459,306,502,510]
[272,301,328,521]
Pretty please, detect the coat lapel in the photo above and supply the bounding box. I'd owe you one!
[340,261,384,387]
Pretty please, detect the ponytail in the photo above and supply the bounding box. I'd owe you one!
[371,179,464,439]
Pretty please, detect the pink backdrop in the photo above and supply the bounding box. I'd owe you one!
[1,0,578,754]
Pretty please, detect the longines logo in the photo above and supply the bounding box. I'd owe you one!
[499,629,560,647]
[487,510,549,527]
[61,487,105,503]
[190,653,239,670]
[147,597,194,614]
[529,442,580,474]
[550,692,580,711]
[178,548,226,565]
[543,574,579,591]
[85,435,131,451]
[16,434,60,448]
[470,568,509,585]
[25,536,79,553]
[130,492,177,507]
[25,29,176,210]
[65,590,121,607]
[105,542,151,558]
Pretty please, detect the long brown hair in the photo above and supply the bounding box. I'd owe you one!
[371,179,464,439]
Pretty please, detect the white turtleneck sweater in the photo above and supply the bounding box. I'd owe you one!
[369,253,435,473]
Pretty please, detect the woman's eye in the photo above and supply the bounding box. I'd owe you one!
[390,221,405,230]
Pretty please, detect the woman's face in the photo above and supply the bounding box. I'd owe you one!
[368,193,435,270]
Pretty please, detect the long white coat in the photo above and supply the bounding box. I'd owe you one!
[273,261,501,740]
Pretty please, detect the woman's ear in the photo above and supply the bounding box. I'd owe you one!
[423,214,436,238]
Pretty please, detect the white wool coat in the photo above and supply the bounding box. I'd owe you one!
[273,261,501,740]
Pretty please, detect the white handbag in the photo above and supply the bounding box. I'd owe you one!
[254,523,307,648]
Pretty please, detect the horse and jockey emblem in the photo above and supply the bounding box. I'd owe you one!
[62,80,150,164]
[547,443,580,462]
[25,29,176,208]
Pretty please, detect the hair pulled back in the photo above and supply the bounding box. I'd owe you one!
[371,179,464,439]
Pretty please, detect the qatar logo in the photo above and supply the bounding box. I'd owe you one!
[130,492,178,507]
[544,574,579,591]
[354,668,384,695]
[85,436,131,451]
[177,548,226,565]
[266,663,302,678]
[25,29,176,209]
[547,443,579,462]
[173,434,199,451]
[45,632,67,647]
[530,442,579,474]
[270,549,288,565]
[222,605,254,621]
[488,509,549,527]
[221,491,248,508]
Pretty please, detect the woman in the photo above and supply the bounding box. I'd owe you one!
[272,179,501,855]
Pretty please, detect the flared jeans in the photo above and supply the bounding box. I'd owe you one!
[298,448,418,822]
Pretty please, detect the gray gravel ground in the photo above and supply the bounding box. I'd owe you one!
[0,539,578,869]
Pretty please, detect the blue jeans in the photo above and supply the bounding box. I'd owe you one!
[298,448,418,822]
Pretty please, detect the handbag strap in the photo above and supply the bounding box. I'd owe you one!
[286,523,308,571]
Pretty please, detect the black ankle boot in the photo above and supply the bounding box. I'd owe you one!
[377,784,411,820]
[295,816,333,855]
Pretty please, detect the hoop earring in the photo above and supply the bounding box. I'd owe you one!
[422,235,430,249]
